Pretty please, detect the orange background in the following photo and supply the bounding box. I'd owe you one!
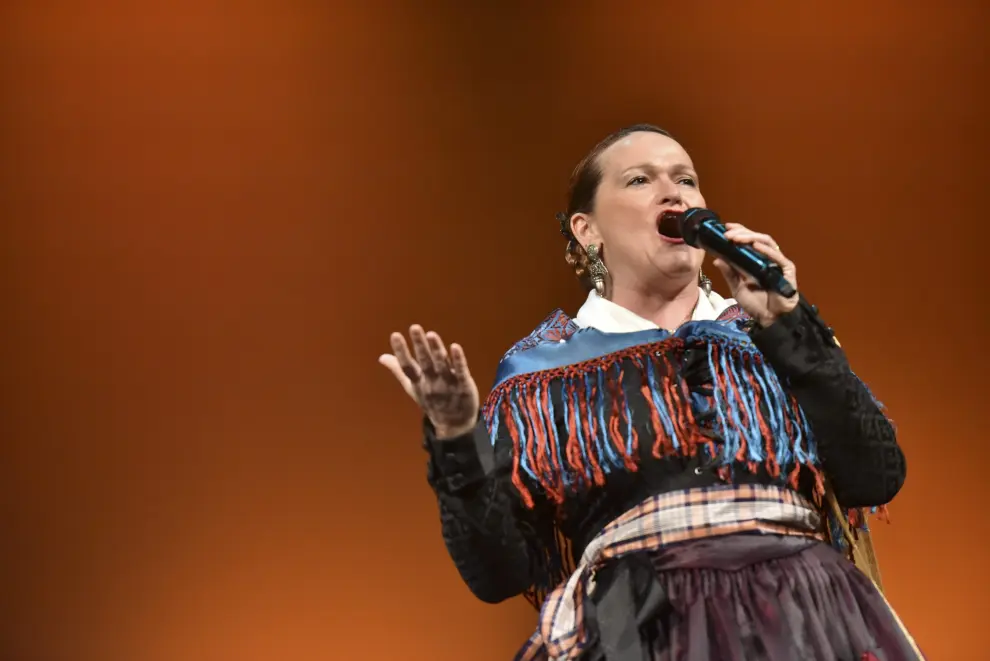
[2,2,987,660]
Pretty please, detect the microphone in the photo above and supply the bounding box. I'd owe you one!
[659,208,797,298]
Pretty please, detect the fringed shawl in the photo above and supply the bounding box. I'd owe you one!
[481,303,889,604]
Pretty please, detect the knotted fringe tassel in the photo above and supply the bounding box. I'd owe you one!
[482,336,824,509]
[824,488,888,593]
[521,524,576,612]
[702,340,825,501]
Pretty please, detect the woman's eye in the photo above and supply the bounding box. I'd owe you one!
[627,175,648,186]
[678,177,697,187]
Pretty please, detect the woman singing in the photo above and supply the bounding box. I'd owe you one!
[379,125,922,660]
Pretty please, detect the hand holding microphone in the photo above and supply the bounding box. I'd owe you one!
[661,208,799,327]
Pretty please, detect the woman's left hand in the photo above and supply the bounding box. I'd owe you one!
[711,223,799,327]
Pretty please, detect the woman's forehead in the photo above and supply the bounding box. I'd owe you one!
[600,132,694,172]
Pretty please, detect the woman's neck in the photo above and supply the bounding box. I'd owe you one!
[609,280,700,331]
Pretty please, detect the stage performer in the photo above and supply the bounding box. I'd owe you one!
[380,124,922,660]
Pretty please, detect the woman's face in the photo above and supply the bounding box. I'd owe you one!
[571,131,707,293]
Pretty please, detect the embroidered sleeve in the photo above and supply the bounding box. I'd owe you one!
[423,417,550,604]
[750,297,906,508]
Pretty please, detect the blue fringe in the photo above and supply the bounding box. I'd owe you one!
[828,509,848,552]
[508,387,534,481]
[703,341,818,471]
[484,331,820,499]
[644,357,682,451]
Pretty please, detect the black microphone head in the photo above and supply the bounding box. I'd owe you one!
[678,208,720,247]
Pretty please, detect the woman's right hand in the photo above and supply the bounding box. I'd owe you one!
[378,325,480,440]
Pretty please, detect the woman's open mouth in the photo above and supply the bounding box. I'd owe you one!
[657,212,686,244]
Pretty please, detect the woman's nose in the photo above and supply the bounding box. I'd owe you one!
[656,178,683,206]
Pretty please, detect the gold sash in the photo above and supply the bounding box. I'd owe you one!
[822,487,884,591]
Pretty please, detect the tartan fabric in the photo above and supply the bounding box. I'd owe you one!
[514,484,823,661]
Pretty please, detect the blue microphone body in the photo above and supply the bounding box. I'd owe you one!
[667,208,797,299]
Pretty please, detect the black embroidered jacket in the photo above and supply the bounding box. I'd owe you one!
[422,297,905,604]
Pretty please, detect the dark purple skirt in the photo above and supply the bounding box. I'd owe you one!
[584,535,923,661]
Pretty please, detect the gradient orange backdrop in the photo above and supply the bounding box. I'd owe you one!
[2,2,987,660]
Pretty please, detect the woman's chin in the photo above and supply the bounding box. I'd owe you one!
[651,248,701,273]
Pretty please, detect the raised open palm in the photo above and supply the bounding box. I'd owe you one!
[378,325,479,440]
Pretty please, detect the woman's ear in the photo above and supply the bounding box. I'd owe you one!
[570,212,601,249]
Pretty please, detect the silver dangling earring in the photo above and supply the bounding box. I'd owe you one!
[699,269,712,296]
[586,244,609,298]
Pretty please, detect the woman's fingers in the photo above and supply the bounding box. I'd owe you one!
[713,257,759,291]
[426,331,454,379]
[751,240,792,269]
[723,224,777,249]
[449,343,472,382]
[390,331,423,383]
[752,240,798,294]
[712,258,741,286]
[377,353,419,400]
[384,326,473,391]
[408,325,435,376]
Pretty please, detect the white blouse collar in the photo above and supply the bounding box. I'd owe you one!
[573,287,735,333]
